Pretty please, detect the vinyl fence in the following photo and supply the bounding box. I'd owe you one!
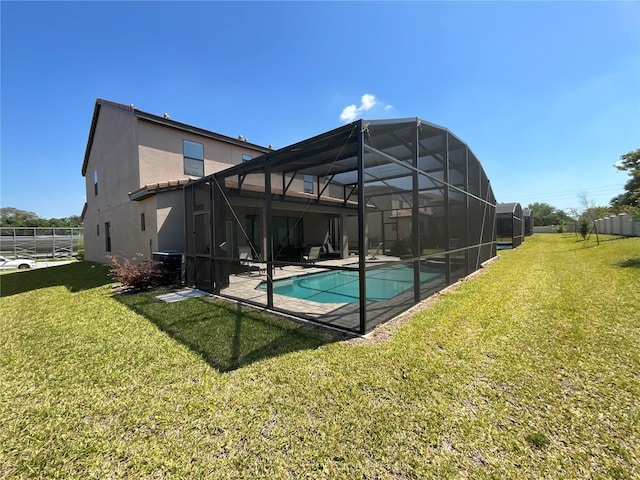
[594,213,640,237]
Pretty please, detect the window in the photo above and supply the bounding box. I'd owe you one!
[245,215,261,254]
[183,140,204,177]
[96,224,100,236]
[242,154,253,162]
[140,213,146,232]
[273,216,304,247]
[105,222,111,252]
[94,170,98,196]
[304,175,314,194]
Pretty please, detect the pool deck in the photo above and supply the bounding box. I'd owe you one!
[217,255,443,333]
[222,256,377,318]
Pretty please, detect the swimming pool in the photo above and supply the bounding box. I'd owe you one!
[256,264,443,303]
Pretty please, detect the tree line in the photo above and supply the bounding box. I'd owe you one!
[0,207,81,228]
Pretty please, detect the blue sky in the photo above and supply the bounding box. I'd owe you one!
[2,1,639,219]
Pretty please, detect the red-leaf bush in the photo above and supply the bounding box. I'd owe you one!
[107,254,163,291]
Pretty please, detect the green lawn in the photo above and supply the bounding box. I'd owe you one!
[1,235,639,479]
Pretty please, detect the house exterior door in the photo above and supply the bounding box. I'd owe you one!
[193,211,212,292]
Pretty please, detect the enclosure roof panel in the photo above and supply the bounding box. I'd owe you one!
[217,121,362,179]
[217,118,449,179]
[203,118,486,196]
[496,202,521,214]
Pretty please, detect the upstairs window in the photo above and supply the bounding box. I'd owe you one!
[304,175,314,194]
[140,213,146,232]
[183,140,204,177]
[242,154,253,162]
[93,170,98,196]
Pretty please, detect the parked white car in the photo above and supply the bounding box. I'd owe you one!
[0,256,37,270]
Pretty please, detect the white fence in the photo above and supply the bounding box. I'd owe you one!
[594,213,640,237]
[533,225,560,234]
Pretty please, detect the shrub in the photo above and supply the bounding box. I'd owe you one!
[579,219,590,240]
[75,249,85,261]
[107,254,163,292]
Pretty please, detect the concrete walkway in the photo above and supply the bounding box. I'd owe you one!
[35,260,75,268]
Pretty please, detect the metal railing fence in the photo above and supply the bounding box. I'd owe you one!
[0,227,84,259]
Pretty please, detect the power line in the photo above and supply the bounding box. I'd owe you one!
[514,185,623,202]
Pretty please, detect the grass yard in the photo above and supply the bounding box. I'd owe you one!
[1,234,639,479]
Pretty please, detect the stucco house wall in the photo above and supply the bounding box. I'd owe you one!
[83,104,140,262]
[137,120,263,185]
[82,99,270,264]
[156,190,185,252]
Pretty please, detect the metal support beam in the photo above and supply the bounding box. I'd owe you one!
[318,174,335,200]
[356,121,367,334]
[344,184,357,206]
[265,158,274,308]
[443,133,451,286]
[283,172,296,196]
[464,143,470,276]
[412,122,420,304]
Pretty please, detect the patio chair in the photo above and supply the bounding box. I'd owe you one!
[238,246,264,275]
[302,246,321,265]
[322,241,341,259]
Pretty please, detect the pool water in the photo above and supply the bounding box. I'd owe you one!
[256,264,443,304]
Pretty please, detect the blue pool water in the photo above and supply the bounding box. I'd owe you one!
[256,264,443,304]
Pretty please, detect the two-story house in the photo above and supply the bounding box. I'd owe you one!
[81,99,271,263]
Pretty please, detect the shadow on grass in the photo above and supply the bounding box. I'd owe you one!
[115,292,344,372]
[566,236,637,252]
[0,262,113,297]
[617,257,640,269]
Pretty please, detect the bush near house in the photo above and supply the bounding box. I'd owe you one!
[107,253,164,291]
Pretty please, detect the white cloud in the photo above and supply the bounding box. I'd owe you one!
[384,105,393,112]
[340,104,359,123]
[361,93,376,110]
[340,93,378,123]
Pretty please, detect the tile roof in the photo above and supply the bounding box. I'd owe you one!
[129,178,192,201]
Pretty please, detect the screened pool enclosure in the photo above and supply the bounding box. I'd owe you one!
[496,203,525,248]
[185,119,497,334]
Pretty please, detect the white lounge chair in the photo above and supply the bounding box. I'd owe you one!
[238,246,264,275]
[322,241,341,259]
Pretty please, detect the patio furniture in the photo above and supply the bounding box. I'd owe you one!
[368,242,383,260]
[238,246,265,275]
[321,242,341,259]
[302,246,321,265]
